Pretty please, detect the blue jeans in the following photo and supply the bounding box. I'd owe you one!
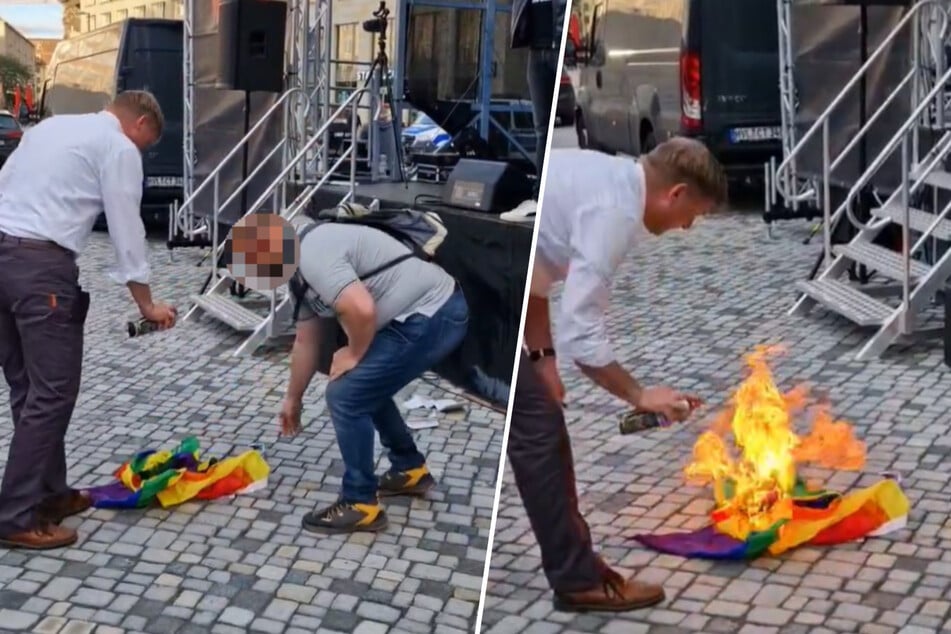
[324,288,469,504]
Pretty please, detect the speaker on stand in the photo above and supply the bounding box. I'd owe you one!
[217,0,289,219]
[214,0,288,297]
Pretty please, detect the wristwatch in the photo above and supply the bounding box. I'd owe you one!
[527,347,556,362]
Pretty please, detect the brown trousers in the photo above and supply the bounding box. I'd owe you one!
[0,232,88,534]
[506,351,604,594]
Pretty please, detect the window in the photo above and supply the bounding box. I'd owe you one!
[0,115,19,130]
[133,5,146,18]
[335,23,358,88]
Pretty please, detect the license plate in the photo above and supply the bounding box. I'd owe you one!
[729,126,781,143]
[146,176,183,188]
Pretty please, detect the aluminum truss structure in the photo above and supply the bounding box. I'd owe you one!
[768,0,951,217]
[770,0,951,360]
[171,0,333,248]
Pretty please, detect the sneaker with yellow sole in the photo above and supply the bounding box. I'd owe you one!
[378,465,437,497]
[301,501,388,534]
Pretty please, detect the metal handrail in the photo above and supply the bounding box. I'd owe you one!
[205,87,366,262]
[173,87,310,234]
[840,65,951,231]
[774,0,950,201]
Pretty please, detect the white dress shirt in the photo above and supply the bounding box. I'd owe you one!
[0,111,151,285]
[530,149,649,367]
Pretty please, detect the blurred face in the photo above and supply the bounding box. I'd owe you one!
[121,114,161,152]
[643,183,715,235]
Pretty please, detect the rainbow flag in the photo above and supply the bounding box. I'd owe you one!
[84,437,270,509]
[634,477,908,559]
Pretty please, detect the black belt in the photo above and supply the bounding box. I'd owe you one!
[0,230,74,256]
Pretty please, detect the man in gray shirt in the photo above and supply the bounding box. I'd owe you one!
[279,218,469,534]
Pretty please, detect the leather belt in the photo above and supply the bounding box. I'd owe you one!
[0,230,74,257]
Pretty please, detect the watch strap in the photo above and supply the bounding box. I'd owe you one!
[528,347,556,362]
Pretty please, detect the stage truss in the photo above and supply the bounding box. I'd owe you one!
[771,0,951,217]
[176,0,334,242]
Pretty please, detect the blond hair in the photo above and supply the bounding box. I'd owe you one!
[643,137,728,208]
[111,90,165,137]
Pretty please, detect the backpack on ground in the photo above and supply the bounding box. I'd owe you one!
[288,201,448,320]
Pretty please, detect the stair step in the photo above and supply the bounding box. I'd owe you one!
[871,203,951,241]
[795,279,893,327]
[922,169,951,190]
[832,242,931,281]
[192,294,265,332]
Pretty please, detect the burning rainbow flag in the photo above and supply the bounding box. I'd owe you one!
[84,436,270,509]
[634,347,910,559]
[635,477,909,559]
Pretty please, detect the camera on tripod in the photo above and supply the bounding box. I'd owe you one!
[362,2,389,34]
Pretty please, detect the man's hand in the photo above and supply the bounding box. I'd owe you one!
[329,346,359,380]
[278,397,303,437]
[636,386,699,422]
[535,356,566,405]
[140,302,177,329]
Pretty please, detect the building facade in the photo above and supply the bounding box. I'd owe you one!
[0,20,37,78]
[32,38,61,86]
[79,0,184,32]
[60,0,183,37]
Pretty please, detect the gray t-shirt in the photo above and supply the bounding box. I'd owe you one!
[296,222,456,330]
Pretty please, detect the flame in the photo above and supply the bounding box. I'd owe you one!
[685,346,866,535]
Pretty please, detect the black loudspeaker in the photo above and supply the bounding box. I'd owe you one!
[217,0,288,93]
[443,159,533,213]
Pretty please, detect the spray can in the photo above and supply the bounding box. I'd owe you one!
[618,398,700,435]
[127,318,161,338]
[619,411,673,434]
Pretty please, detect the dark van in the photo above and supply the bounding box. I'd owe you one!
[574,0,781,179]
[42,19,183,221]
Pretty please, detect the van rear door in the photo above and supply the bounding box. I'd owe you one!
[118,20,183,189]
[698,0,780,147]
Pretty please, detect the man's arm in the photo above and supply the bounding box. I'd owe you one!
[558,204,645,407]
[334,282,377,361]
[99,144,153,310]
[558,257,643,407]
[286,318,323,402]
[523,295,554,350]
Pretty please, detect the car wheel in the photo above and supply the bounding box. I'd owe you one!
[562,108,575,126]
[575,110,588,148]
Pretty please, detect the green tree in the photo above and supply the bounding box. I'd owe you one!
[0,54,32,90]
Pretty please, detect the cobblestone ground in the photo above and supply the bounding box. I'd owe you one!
[0,231,502,634]
[482,212,951,634]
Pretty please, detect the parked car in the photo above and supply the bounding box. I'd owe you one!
[401,112,452,156]
[0,110,23,168]
[556,70,576,126]
[574,0,781,181]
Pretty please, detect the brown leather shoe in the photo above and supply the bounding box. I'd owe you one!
[0,523,78,550]
[553,568,666,612]
[38,490,92,525]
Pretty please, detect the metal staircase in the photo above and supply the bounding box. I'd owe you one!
[769,0,951,360]
[176,87,367,355]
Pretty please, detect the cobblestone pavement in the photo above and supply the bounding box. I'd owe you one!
[0,231,503,634]
[481,212,951,634]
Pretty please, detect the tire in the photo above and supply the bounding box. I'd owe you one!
[561,108,575,126]
[575,110,589,149]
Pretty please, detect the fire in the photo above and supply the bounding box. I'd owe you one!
[685,346,866,537]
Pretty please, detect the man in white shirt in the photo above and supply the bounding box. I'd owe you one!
[0,91,177,550]
[508,137,728,611]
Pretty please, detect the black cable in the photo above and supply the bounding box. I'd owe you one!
[419,372,508,415]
